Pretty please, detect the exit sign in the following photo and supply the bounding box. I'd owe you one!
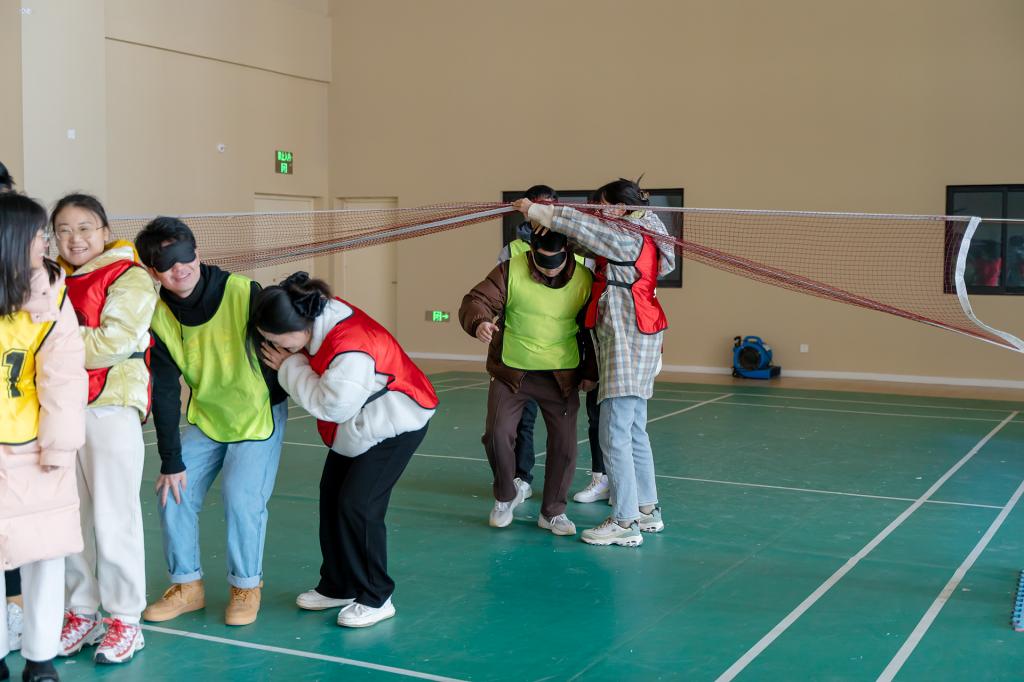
[425,310,451,323]
[275,150,293,174]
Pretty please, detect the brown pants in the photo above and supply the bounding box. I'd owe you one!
[482,372,579,518]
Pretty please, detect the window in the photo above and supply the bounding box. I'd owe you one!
[500,188,684,288]
[947,185,1024,294]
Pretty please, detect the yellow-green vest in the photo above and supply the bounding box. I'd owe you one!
[502,253,592,371]
[151,274,273,443]
[0,288,65,445]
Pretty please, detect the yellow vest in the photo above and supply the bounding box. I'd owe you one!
[151,274,273,443]
[0,288,65,445]
[502,253,592,371]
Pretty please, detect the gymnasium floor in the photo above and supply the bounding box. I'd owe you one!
[11,370,1024,681]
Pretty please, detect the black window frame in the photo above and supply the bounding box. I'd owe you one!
[500,188,684,289]
[946,184,1024,296]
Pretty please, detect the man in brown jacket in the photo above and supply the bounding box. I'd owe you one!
[459,231,596,536]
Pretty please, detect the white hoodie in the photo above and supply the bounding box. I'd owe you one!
[277,299,435,456]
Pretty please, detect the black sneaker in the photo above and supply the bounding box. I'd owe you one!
[22,659,58,682]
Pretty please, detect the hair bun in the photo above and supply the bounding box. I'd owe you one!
[281,271,311,288]
[292,290,327,319]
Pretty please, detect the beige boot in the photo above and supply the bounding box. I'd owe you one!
[225,583,263,626]
[142,580,205,622]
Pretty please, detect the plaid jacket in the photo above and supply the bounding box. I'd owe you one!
[532,205,674,401]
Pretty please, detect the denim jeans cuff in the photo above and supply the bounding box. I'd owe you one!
[169,570,203,584]
[228,573,263,589]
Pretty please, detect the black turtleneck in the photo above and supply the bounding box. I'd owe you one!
[150,264,287,474]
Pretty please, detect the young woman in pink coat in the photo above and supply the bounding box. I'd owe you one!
[0,193,88,682]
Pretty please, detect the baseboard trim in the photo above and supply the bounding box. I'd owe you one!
[660,364,1024,390]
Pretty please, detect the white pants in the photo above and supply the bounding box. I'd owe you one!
[0,559,63,662]
[64,407,146,623]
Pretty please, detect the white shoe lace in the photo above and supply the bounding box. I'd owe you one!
[494,500,511,512]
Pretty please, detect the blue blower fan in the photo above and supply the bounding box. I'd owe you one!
[732,336,781,379]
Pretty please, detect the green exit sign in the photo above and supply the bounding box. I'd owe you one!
[275,150,293,174]
[425,310,450,323]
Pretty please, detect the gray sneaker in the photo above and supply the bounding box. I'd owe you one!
[638,507,664,533]
[580,517,643,547]
[514,477,533,500]
[489,486,525,528]
[538,513,577,536]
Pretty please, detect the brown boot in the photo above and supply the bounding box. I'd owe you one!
[225,582,263,626]
[142,580,205,622]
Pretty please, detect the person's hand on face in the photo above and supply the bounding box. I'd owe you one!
[260,341,294,370]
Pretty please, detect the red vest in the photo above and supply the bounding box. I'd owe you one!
[65,259,152,405]
[307,299,439,447]
[585,234,669,334]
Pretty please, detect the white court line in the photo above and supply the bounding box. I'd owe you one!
[533,393,734,460]
[276,442,999,511]
[877,475,1024,681]
[139,624,466,682]
[718,401,1005,423]
[714,411,1018,682]
[655,387,1021,414]
[653,473,1002,511]
[461,388,1006,423]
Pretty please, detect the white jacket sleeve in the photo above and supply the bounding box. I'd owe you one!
[277,351,377,425]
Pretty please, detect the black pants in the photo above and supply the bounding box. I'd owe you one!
[513,386,605,480]
[4,570,20,597]
[316,424,428,608]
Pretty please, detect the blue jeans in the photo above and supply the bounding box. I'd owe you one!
[599,396,658,523]
[157,401,287,588]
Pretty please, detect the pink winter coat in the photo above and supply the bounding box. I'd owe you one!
[0,267,87,569]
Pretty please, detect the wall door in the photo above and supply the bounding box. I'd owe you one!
[333,197,398,331]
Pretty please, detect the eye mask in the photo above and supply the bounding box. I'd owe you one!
[152,240,197,272]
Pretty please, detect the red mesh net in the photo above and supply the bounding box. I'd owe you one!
[108,202,1022,352]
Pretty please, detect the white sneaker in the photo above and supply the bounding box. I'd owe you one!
[59,611,105,656]
[638,507,665,533]
[489,485,525,528]
[538,513,577,536]
[337,597,396,628]
[296,589,355,611]
[94,618,145,664]
[514,477,533,500]
[580,517,644,547]
[6,601,22,651]
[574,473,610,503]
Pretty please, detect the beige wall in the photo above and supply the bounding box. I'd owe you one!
[327,0,1024,383]
[11,0,330,223]
[0,0,24,187]
[20,0,107,204]
[11,0,1024,385]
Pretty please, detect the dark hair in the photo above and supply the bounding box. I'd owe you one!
[134,216,197,268]
[594,177,649,206]
[247,272,332,361]
[0,161,14,193]
[524,184,558,202]
[531,230,567,253]
[0,193,58,315]
[50,193,110,231]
